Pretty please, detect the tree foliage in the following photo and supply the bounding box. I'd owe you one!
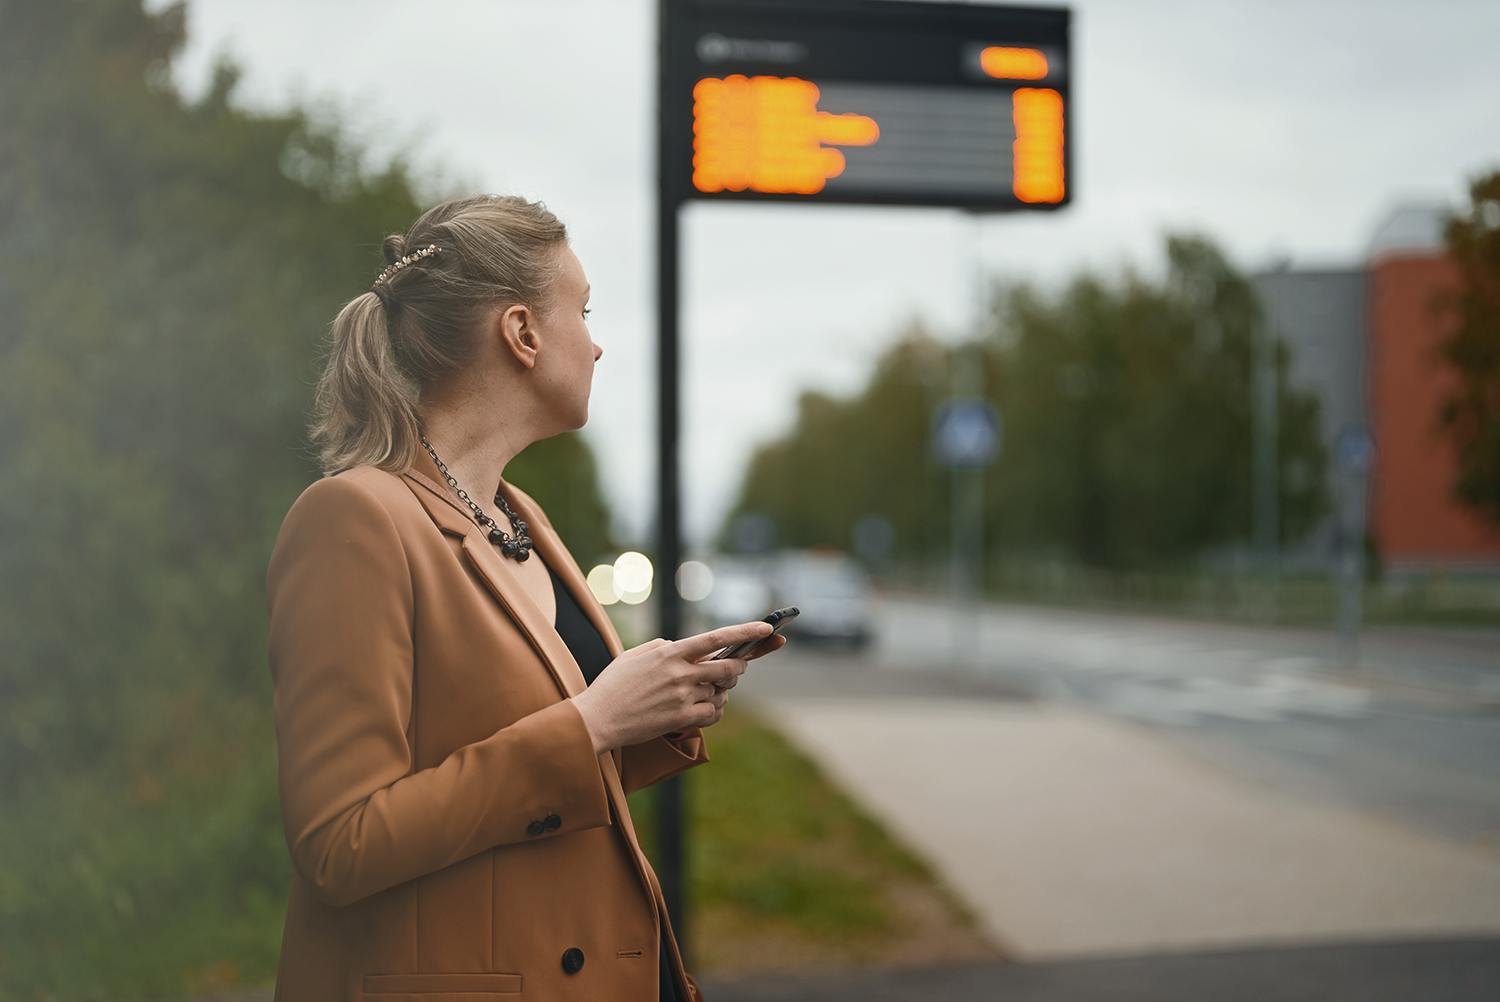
[0,1,610,996]
[729,236,1328,571]
[1440,170,1500,524]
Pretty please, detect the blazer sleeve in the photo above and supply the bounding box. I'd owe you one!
[267,475,611,908]
[618,731,710,796]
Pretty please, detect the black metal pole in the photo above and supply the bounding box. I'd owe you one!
[655,197,685,952]
[655,0,686,955]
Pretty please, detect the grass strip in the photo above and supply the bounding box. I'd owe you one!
[628,704,992,972]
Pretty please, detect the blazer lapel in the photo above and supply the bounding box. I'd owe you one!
[460,536,589,699]
[499,481,640,776]
[502,481,626,660]
[401,456,589,700]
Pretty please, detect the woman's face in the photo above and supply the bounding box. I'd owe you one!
[532,245,602,431]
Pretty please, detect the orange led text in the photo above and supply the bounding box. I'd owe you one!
[980,46,1049,80]
[693,76,880,195]
[1012,87,1064,203]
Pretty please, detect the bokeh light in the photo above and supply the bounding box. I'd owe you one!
[586,563,621,605]
[676,560,715,602]
[614,551,654,605]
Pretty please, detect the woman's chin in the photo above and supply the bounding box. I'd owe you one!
[559,404,590,433]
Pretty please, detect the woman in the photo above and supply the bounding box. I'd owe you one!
[266,194,781,1001]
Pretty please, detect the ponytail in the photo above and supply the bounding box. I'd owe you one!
[308,194,569,475]
[311,292,423,475]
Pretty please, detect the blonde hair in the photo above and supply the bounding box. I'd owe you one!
[311,194,569,475]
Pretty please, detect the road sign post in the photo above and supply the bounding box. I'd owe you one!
[657,0,1071,954]
[934,393,1002,665]
[1334,423,1373,665]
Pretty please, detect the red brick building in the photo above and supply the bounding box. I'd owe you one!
[1368,249,1500,572]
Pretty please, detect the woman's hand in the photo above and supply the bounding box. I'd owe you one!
[570,621,784,754]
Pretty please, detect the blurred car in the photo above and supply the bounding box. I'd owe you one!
[702,557,773,627]
[771,548,872,647]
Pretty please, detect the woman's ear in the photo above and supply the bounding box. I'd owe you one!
[497,304,538,370]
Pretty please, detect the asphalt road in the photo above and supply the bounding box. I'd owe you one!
[699,939,1500,1002]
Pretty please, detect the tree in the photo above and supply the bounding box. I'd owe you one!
[1440,170,1500,524]
[729,329,949,560]
[0,1,612,995]
[726,236,1328,572]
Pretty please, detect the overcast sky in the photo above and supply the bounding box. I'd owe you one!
[156,0,1500,547]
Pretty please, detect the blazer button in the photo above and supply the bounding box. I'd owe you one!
[561,947,585,974]
[526,820,545,837]
[544,814,562,831]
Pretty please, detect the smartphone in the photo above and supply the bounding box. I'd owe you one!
[709,607,800,661]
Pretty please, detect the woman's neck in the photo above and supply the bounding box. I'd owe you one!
[420,394,535,506]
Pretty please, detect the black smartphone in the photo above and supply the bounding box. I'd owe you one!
[709,607,800,661]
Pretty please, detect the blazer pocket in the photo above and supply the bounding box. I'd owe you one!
[363,973,522,997]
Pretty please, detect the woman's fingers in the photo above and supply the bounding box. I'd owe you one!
[743,634,787,661]
[697,658,745,692]
[694,655,746,690]
[693,686,729,717]
[675,621,772,662]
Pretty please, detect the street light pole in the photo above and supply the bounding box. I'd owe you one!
[1252,316,1279,619]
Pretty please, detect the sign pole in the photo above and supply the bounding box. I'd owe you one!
[656,195,687,954]
[1335,425,1372,670]
[656,0,687,958]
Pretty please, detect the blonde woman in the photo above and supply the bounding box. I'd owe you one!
[266,195,781,1001]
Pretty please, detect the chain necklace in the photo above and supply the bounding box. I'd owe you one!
[420,435,534,562]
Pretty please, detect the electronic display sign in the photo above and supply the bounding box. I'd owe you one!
[661,0,1072,212]
[651,4,1072,934]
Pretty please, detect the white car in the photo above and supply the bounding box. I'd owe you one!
[702,558,773,627]
[771,549,872,646]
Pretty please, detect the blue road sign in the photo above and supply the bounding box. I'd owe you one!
[934,399,1002,469]
[1335,423,1373,475]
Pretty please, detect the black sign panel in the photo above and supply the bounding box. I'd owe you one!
[661,0,1072,211]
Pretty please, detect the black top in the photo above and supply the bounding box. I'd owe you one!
[545,561,678,1002]
[549,563,613,685]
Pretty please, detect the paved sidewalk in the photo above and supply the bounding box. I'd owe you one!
[750,692,1500,961]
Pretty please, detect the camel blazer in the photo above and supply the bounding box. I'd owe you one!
[266,452,707,1002]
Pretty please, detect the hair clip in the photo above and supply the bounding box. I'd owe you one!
[374,244,441,286]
